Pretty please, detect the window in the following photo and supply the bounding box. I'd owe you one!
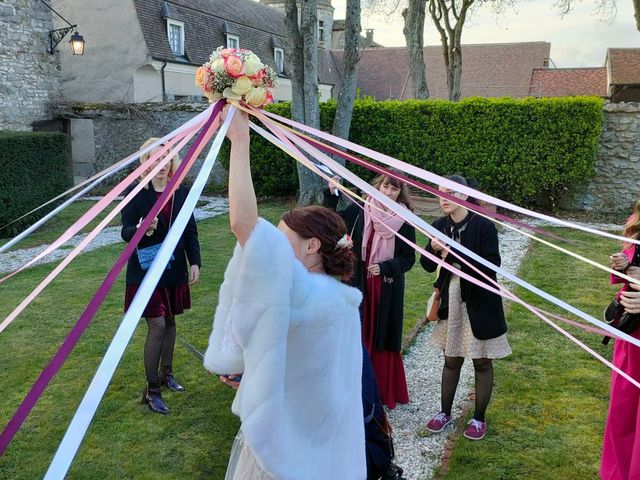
[226,34,239,49]
[318,20,325,42]
[274,47,284,74]
[166,19,185,56]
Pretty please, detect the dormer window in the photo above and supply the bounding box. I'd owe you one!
[274,47,284,74]
[167,19,185,56]
[226,34,239,49]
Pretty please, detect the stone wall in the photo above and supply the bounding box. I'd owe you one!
[574,103,640,212]
[0,0,60,131]
[67,101,640,211]
[67,102,227,184]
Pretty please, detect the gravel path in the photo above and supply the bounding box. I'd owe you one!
[388,226,533,480]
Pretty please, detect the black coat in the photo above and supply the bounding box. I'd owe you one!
[121,185,201,287]
[419,213,506,340]
[323,190,416,352]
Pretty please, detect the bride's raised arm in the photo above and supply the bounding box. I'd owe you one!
[223,105,258,246]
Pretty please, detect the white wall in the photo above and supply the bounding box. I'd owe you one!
[54,0,149,102]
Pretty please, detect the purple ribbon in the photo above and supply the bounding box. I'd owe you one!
[0,101,224,457]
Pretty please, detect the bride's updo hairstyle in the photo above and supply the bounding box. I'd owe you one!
[281,206,356,281]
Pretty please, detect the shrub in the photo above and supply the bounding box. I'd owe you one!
[0,132,72,237]
[218,96,603,209]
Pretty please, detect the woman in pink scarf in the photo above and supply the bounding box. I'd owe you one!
[324,173,416,408]
[601,202,640,480]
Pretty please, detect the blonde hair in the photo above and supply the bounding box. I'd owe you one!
[623,200,640,248]
[371,171,414,211]
[138,137,181,186]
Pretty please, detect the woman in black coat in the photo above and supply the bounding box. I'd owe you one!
[121,138,201,415]
[324,173,416,409]
[420,175,510,441]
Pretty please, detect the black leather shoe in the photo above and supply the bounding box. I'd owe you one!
[380,463,405,480]
[142,386,169,414]
[161,370,185,392]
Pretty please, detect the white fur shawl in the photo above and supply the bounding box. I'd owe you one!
[204,219,366,480]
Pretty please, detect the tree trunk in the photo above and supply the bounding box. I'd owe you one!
[402,0,429,100]
[332,0,361,141]
[634,0,640,31]
[296,0,323,206]
[284,0,305,123]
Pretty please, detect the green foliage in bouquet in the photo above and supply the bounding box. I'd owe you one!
[221,96,603,209]
[0,132,72,236]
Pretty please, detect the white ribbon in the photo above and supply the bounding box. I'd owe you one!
[42,107,235,479]
[0,107,212,254]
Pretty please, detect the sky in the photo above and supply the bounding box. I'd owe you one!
[331,0,639,67]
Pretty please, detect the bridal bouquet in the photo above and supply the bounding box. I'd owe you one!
[195,47,277,107]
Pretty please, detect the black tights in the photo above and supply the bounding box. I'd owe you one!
[144,315,176,387]
[440,356,494,422]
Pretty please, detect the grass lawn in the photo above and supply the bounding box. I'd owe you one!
[0,199,432,479]
[438,228,621,480]
[1,199,619,479]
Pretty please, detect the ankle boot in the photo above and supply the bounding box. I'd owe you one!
[141,385,169,414]
[161,367,185,392]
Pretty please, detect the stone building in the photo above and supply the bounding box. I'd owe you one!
[0,0,60,131]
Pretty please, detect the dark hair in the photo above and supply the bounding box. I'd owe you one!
[371,169,414,211]
[281,206,356,281]
[445,175,480,206]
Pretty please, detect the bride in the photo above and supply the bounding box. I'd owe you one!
[203,106,366,480]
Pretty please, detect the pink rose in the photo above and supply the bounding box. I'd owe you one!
[195,66,208,89]
[225,55,244,78]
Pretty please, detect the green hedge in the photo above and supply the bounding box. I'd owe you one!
[220,96,603,208]
[0,132,72,236]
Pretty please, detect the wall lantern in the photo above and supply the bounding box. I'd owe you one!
[40,0,86,55]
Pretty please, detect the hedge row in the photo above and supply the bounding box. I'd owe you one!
[0,132,72,237]
[221,96,603,208]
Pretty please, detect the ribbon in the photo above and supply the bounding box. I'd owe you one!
[260,108,640,246]
[246,110,640,388]
[0,108,212,252]
[42,106,234,479]
[0,123,202,334]
[0,113,207,284]
[0,100,224,458]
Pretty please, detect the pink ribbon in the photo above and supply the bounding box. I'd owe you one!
[250,110,639,389]
[0,101,224,457]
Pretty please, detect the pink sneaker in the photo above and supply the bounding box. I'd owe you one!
[426,412,453,433]
[463,419,487,440]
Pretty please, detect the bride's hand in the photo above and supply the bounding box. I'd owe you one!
[221,105,249,144]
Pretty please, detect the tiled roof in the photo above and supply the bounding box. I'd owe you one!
[528,67,608,97]
[331,42,551,100]
[133,0,335,84]
[607,48,640,85]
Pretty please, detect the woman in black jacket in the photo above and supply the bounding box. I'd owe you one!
[324,173,416,409]
[121,138,201,415]
[420,175,510,441]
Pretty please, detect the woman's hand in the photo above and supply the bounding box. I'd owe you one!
[189,264,200,285]
[219,374,241,390]
[610,252,629,271]
[327,175,341,194]
[620,282,640,314]
[222,105,249,144]
[138,216,158,236]
[367,263,381,276]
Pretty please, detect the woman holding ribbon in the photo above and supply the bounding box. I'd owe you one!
[121,137,201,415]
[600,202,640,480]
[204,107,366,479]
[323,173,416,409]
[420,175,510,441]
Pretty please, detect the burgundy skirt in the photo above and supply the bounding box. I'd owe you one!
[363,274,409,409]
[124,283,191,318]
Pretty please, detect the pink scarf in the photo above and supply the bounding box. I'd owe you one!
[361,196,405,266]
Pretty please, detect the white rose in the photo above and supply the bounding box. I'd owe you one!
[222,87,242,100]
[245,86,268,107]
[231,76,253,96]
[243,53,264,77]
[211,57,225,72]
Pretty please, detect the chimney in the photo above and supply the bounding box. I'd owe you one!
[366,29,374,43]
